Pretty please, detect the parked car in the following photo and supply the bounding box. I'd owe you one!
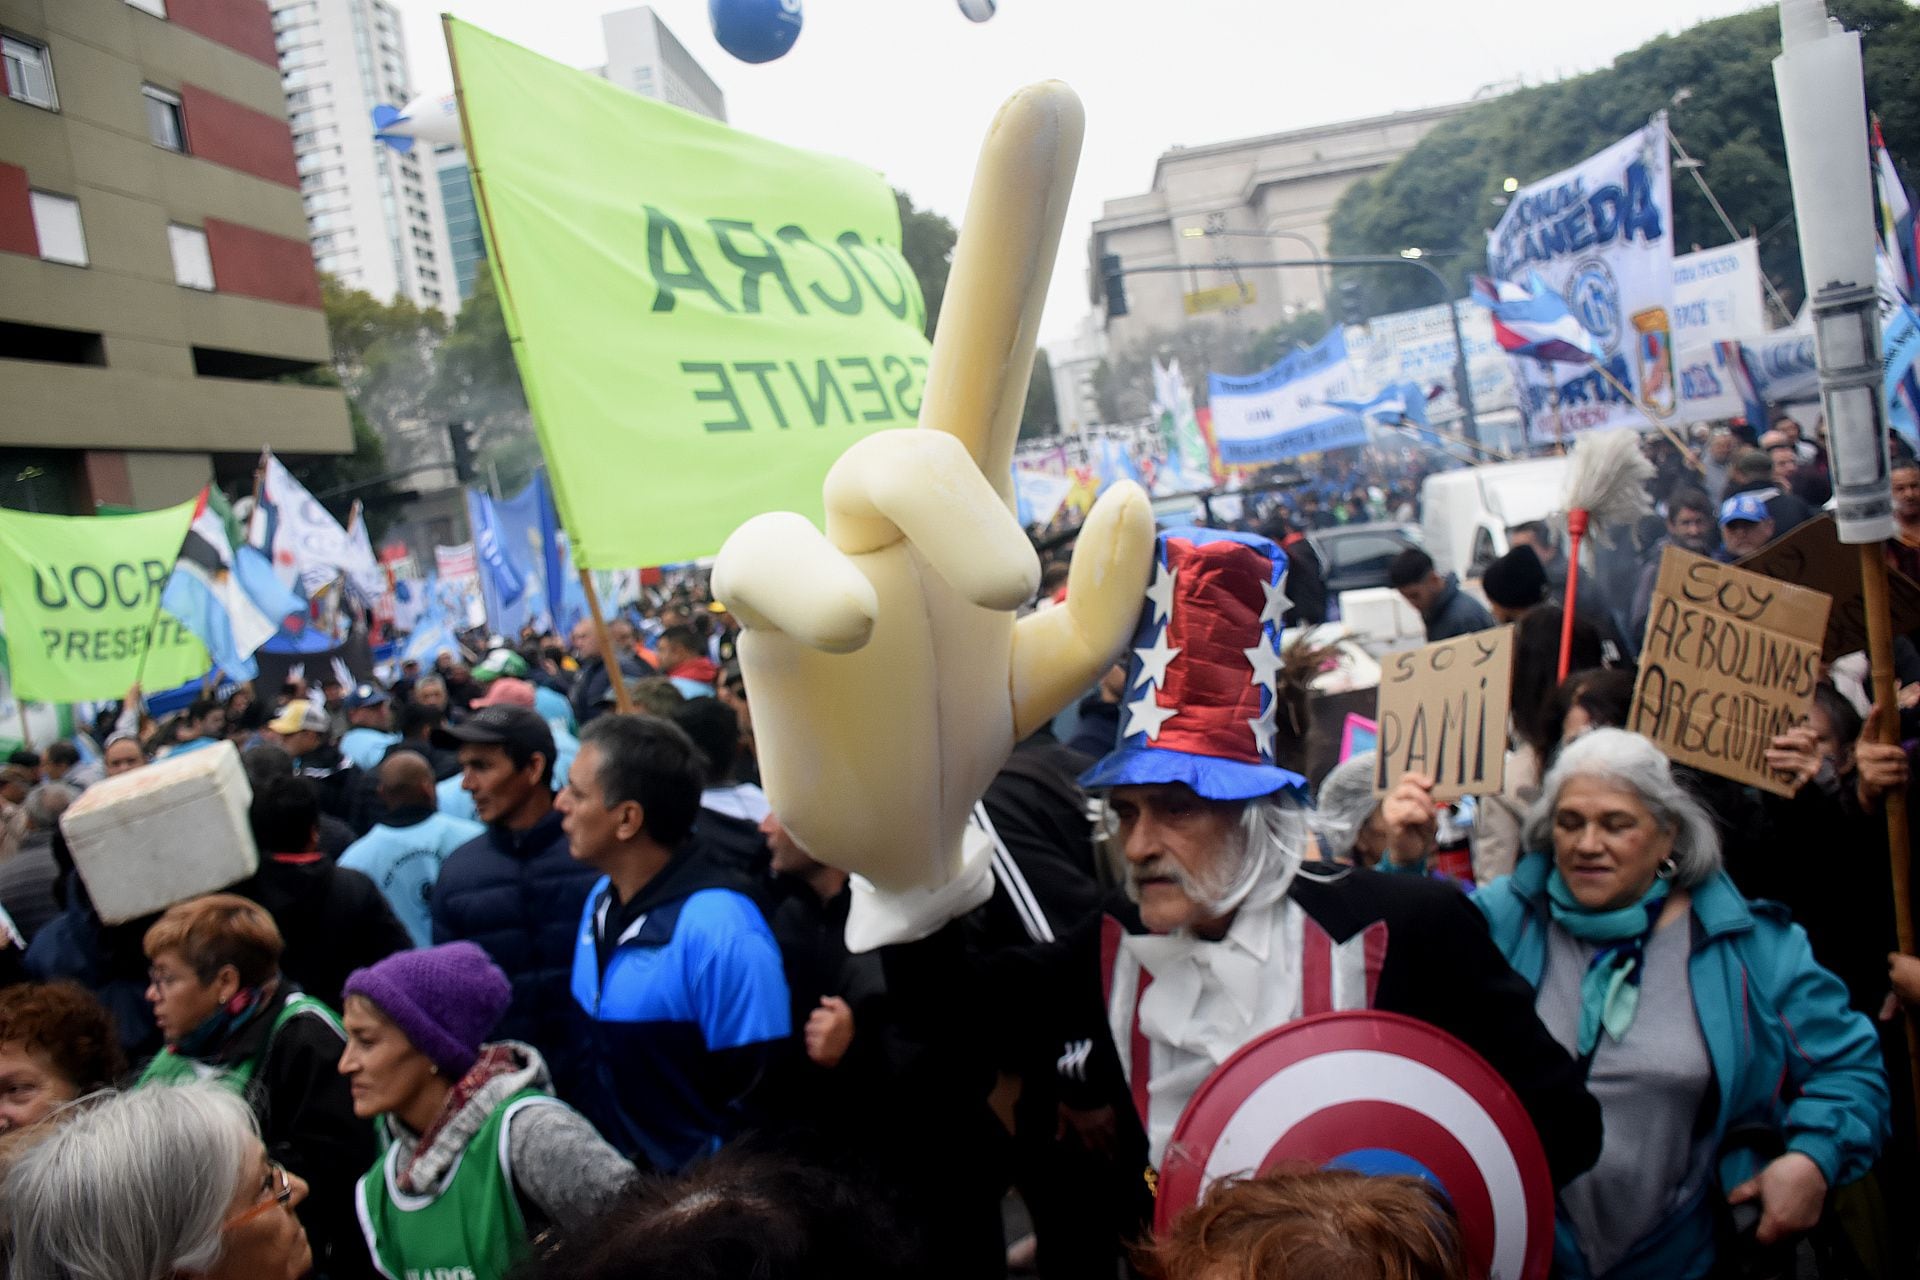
[1307,522,1424,597]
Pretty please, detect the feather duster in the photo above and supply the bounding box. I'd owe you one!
[1556,431,1654,677]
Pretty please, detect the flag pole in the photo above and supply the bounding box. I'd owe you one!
[1861,542,1920,1130]
[579,568,634,714]
[1583,359,1706,473]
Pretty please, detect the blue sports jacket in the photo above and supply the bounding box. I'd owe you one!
[568,847,790,1172]
[1477,853,1887,1280]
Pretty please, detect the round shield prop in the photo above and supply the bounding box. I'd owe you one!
[1153,1011,1554,1280]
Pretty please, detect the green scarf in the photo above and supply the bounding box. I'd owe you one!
[1546,871,1669,1056]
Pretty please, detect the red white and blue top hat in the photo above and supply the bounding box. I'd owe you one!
[1079,527,1308,801]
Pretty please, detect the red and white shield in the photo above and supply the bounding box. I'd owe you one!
[1154,1011,1554,1280]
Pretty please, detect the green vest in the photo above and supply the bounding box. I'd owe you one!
[357,1090,552,1280]
[136,993,341,1093]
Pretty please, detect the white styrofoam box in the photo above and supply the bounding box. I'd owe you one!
[1338,587,1426,648]
[60,740,258,924]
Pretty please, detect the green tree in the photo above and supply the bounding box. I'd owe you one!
[896,188,958,340]
[321,275,447,432]
[430,275,539,493]
[270,368,403,540]
[1327,0,1920,319]
[1020,355,1060,438]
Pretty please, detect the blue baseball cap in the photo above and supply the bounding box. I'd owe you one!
[1719,493,1770,527]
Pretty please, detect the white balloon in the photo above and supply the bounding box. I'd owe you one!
[372,91,462,153]
[957,0,997,22]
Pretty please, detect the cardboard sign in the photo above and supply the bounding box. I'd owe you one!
[1630,547,1830,796]
[1735,515,1920,660]
[1374,626,1514,802]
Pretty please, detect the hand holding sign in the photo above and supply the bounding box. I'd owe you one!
[713,83,1154,950]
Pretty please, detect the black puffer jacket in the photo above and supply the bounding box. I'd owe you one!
[429,809,600,1093]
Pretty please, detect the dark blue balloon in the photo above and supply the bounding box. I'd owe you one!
[709,0,803,64]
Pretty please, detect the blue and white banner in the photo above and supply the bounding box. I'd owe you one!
[1208,329,1368,463]
[1488,118,1675,441]
[1328,380,1431,429]
[1882,299,1920,446]
[1013,468,1073,528]
[1672,239,1766,345]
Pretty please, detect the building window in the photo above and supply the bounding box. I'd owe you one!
[124,0,167,15]
[3,34,56,110]
[142,85,186,152]
[168,224,213,289]
[29,192,86,266]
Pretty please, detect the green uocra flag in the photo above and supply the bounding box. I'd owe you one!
[446,17,933,569]
[0,501,207,702]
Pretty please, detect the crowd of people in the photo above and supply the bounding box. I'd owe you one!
[0,411,1914,1280]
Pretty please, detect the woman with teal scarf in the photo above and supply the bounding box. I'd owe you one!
[1476,729,1886,1280]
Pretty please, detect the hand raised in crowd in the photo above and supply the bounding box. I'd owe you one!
[1373,772,1439,868]
[1763,724,1824,795]
[1855,704,1910,815]
[804,996,855,1069]
[712,84,1154,949]
[1883,953,1920,1021]
[1898,682,1920,712]
[1727,1151,1829,1246]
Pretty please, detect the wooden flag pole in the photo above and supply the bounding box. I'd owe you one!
[1863,545,1920,1094]
[1861,541,1920,1132]
[579,568,634,715]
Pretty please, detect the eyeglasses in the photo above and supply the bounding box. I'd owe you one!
[223,1160,293,1231]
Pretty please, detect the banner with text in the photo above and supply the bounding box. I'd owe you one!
[1488,120,1675,441]
[1672,239,1766,345]
[1629,547,1828,796]
[1208,329,1368,464]
[0,502,209,702]
[448,19,932,569]
[1344,299,1516,424]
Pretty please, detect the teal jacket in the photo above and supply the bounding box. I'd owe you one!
[1477,853,1887,1280]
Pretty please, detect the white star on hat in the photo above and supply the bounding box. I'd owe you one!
[1125,689,1181,741]
[1144,558,1176,625]
[1133,625,1181,691]
[1247,699,1278,759]
[1243,636,1284,691]
[1259,571,1292,628]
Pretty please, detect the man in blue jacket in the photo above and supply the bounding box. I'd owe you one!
[429,706,600,1091]
[1388,547,1496,642]
[560,713,790,1171]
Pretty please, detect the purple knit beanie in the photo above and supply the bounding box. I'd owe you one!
[342,942,511,1079]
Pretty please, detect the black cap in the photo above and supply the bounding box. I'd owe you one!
[1482,547,1548,610]
[432,707,554,759]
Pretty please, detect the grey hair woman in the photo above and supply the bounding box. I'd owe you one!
[9,1082,312,1280]
[1477,729,1886,1279]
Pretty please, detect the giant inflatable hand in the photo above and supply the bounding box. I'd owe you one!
[712,82,1153,951]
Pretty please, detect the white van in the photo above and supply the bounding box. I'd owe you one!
[1419,457,1569,580]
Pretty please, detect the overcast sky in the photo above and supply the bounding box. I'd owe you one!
[394,0,1770,345]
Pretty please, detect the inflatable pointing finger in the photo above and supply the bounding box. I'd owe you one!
[713,82,1154,951]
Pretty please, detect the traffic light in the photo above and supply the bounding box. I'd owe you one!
[1101,253,1128,318]
[1334,277,1367,326]
[447,421,477,484]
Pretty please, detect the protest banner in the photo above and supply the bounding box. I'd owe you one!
[1630,547,1829,796]
[1735,515,1920,660]
[1373,625,1514,802]
[1488,121,1676,441]
[1344,299,1517,424]
[1208,329,1368,464]
[445,18,933,570]
[0,502,208,702]
[1672,239,1767,344]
